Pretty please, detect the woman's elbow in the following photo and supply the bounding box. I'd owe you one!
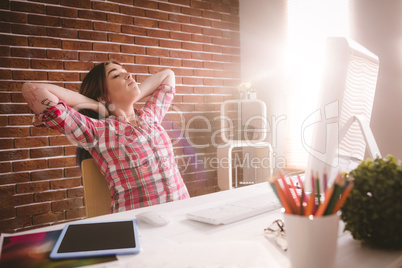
[163,69,175,85]
[166,69,175,78]
[21,82,44,113]
[165,68,174,76]
[21,82,37,97]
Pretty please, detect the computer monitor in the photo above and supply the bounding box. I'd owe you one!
[302,37,381,192]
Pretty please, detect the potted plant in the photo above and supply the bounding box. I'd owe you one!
[341,155,402,249]
[237,82,257,99]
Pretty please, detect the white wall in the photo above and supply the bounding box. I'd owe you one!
[239,0,289,169]
[239,0,402,166]
[350,0,402,160]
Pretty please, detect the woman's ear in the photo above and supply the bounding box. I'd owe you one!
[97,96,109,103]
[97,96,115,114]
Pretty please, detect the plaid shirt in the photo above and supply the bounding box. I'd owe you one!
[40,84,189,213]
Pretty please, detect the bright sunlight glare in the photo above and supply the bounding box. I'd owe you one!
[285,0,349,169]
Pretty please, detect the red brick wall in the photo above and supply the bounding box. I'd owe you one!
[0,0,240,233]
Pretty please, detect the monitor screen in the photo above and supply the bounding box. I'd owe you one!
[303,37,380,192]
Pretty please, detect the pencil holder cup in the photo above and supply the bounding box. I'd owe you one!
[284,213,340,268]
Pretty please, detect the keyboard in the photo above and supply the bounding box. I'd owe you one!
[186,191,281,225]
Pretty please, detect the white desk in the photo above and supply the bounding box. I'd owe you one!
[8,183,402,268]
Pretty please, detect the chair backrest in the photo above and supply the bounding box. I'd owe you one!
[81,158,111,218]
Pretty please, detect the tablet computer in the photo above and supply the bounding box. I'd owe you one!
[49,219,141,260]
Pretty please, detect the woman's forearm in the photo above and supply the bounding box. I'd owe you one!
[22,83,108,116]
[137,69,175,100]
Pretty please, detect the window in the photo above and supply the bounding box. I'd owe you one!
[285,0,349,170]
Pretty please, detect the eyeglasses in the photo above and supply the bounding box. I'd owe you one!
[264,219,288,252]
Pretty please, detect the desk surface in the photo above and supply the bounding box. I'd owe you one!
[8,183,402,268]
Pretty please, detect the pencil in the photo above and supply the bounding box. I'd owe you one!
[324,174,345,215]
[299,188,305,215]
[304,193,315,216]
[310,174,317,213]
[314,184,335,217]
[316,177,321,206]
[268,178,280,202]
[279,171,298,213]
[297,175,308,203]
[289,178,300,207]
[273,178,294,214]
[296,175,304,189]
[332,181,354,213]
[341,180,350,194]
[311,174,315,194]
[304,176,315,216]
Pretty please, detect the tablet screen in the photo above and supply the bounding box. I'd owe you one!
[58,221,135,252]
[50,219,140,260]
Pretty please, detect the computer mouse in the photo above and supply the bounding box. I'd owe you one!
[136,211,172,227]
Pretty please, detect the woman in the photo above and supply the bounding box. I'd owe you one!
[22,61,190,213]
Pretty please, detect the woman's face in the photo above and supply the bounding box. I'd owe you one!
[104,63,140,106]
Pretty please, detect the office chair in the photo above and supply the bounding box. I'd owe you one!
[81,158,111,218]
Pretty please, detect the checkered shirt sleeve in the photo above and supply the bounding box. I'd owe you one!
[143,84,175,123]
[39,101,104,150]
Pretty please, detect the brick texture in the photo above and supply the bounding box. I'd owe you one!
[0,0,240,233]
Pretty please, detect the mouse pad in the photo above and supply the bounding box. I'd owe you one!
[50,219,141,260]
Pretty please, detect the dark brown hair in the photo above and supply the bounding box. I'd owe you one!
[80,60,121,102]
[76,61,121,166]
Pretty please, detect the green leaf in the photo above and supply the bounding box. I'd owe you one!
[341,155,402,249]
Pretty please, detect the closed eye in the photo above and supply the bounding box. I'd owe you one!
[112,70,127,79]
